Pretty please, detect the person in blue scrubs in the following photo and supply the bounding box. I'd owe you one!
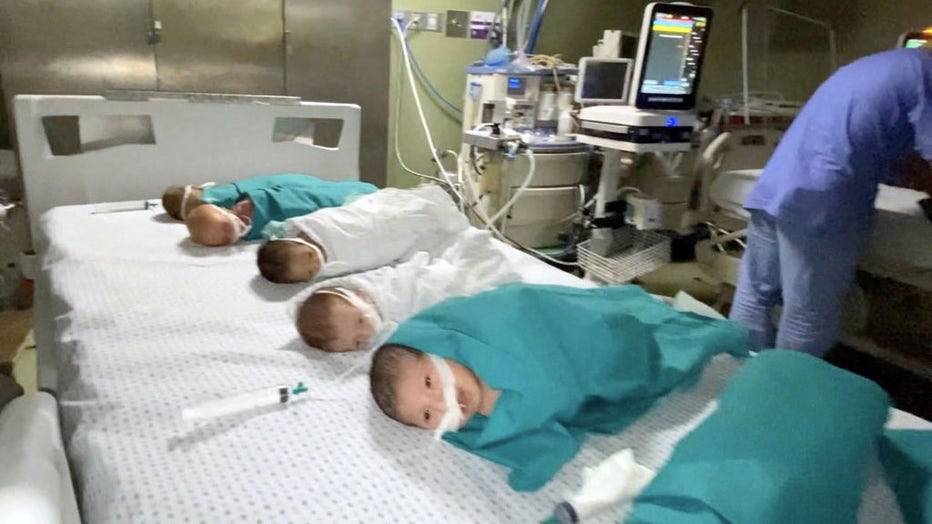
[729,48,932,357]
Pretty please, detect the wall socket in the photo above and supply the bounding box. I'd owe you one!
[392,10,443,32]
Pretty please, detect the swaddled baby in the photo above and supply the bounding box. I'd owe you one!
[162,174,376,246]
[258,184,470,283]
[369,284,751,491]
[295,228,519,352]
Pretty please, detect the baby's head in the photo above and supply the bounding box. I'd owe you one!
[257,238,325,283]
[185,204,251,246]
[370,344,489,431]
[296,287,377,352]
[162,184,205,220]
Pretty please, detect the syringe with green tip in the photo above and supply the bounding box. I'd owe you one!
[182,381,310,421]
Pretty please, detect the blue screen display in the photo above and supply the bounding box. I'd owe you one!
[506,76,526,96]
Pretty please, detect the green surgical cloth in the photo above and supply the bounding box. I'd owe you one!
[879,429,932,524]
[386,283,750,491]
[627,350,890,524]
[201,173,376,240]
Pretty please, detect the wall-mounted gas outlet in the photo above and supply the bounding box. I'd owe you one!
[392,10,443,32]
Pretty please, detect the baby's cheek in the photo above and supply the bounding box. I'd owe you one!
[221,222,238,243]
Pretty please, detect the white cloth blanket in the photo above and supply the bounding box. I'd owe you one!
[307,228,523,337]
[286,184,470,277]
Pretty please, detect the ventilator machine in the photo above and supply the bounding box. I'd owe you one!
[459,2,715,283]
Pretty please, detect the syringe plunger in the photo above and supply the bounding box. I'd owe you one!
[182,385,289,421]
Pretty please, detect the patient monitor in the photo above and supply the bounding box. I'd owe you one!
[575,2,714,260]
[576,2,713,154]
[575,58,633,105]
[630,2,711,111]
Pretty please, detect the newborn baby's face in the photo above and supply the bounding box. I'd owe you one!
[186,204,242,246]
[326,299,375,352]
[393,354,485,431]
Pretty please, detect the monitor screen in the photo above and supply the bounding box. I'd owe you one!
[507,76,526,96]
[632,3,713,110]
[575,58,632,104]
[900,29,932,49]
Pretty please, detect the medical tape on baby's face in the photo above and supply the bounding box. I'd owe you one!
[280,237,326,263]
[181,185,194,219]
[313,287,383,330]
[311,287,393,383]
[428,354,463,441]
[180,182,215,220]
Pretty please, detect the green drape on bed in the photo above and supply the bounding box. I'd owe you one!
[202,173,376,240]
[627,350,890,524]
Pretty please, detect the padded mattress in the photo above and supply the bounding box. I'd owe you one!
[39,200,922,523]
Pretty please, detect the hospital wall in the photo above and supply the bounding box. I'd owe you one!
[387,0,499,189]
[836,0,932,63]
[0,0,396,278]
[0,0,392,188]
[386,0,930,189]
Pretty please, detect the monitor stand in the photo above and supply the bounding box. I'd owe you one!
[575,105,696,153]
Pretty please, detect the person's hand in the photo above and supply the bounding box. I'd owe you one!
[230,198,254,220]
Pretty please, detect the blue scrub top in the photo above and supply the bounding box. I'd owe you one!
[745,49,932,235]
[387,284,750,491]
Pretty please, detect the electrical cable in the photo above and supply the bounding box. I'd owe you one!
[459,148,578,267]
[524,0,549,55]
[469,145,485,176]
[391,16,577,268]
[487,148,536,225]
[527,53,567,90]
[515,0,532,55]
[403,21,463,119]
[392,20,447,185]
[392,18,452,182]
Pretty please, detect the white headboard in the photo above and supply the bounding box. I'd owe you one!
[14,94,362,241]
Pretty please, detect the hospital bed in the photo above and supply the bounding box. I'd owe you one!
[696,129,932,291]
[4,95,928,524]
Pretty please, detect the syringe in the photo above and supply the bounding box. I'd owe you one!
[182,381,310,421]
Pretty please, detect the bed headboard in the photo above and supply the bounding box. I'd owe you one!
[13,94,362,241]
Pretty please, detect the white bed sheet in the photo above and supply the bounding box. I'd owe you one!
[40,201,924,524]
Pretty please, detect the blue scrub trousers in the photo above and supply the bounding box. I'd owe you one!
[729,210,864,357]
